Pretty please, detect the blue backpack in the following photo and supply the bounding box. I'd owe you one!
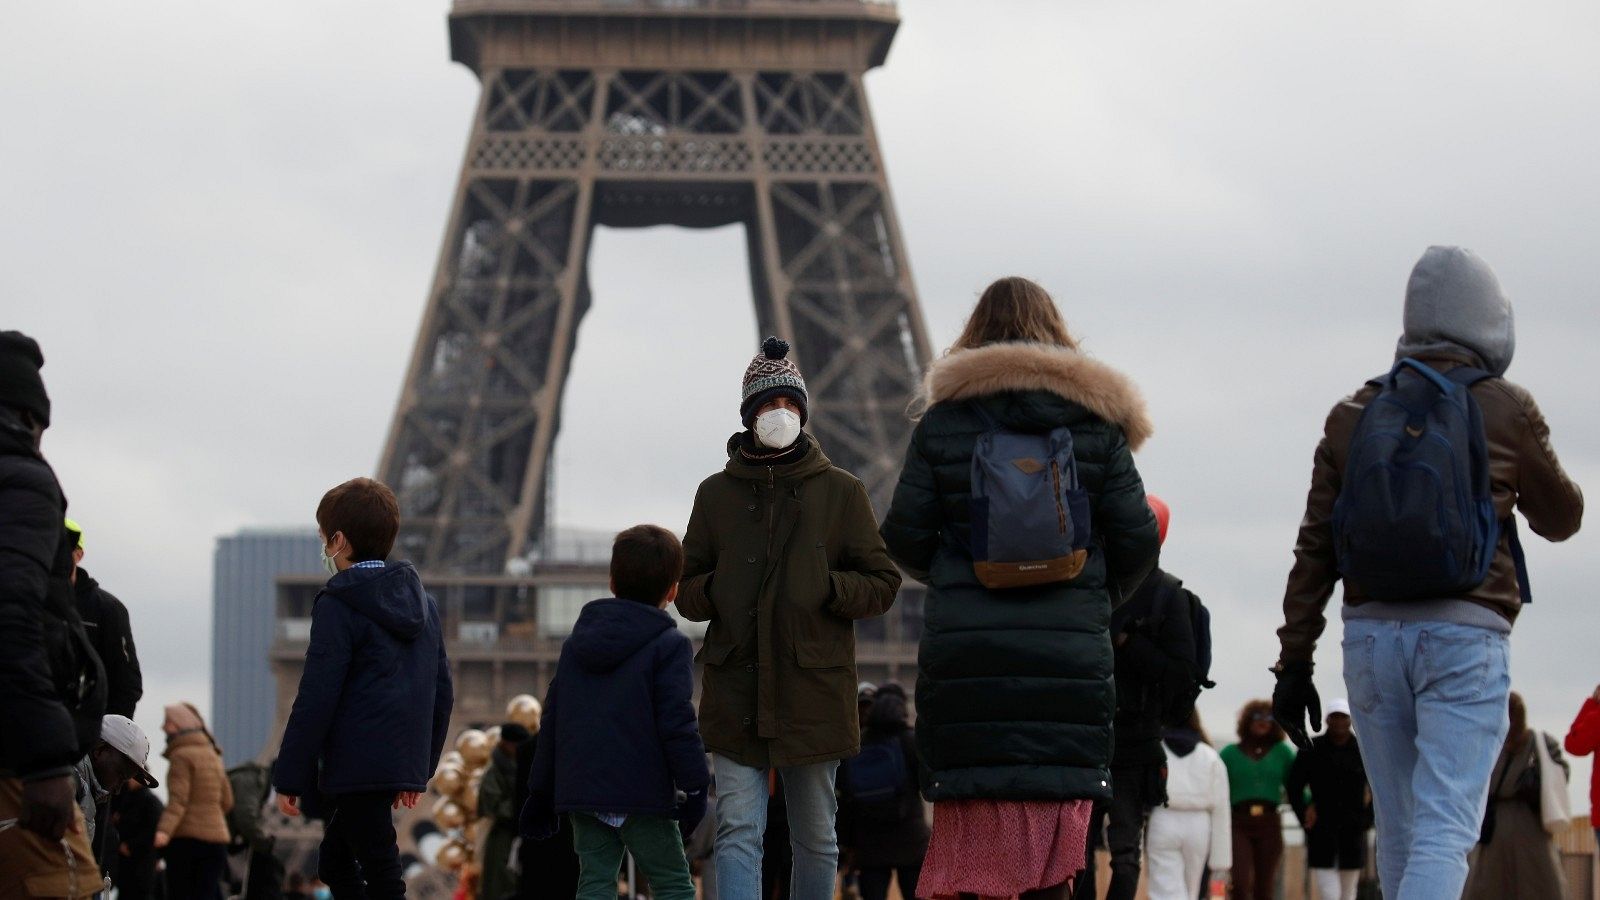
[967,404,1093,589]
[1333,359,1529,603]
[842,739,910,821]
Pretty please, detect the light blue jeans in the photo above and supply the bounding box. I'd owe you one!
[712,754,840,900]
[1341,619,1510,900]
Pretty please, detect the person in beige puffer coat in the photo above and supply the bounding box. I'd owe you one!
[155,703,233,900]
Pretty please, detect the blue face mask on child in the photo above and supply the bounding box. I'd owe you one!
[313,887,331,900]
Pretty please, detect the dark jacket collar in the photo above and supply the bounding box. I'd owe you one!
[73,568,99,597]
[723,431,833,482]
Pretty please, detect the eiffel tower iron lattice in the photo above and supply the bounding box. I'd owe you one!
[379,0,933,574]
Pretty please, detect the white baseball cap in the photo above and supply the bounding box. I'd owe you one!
[1325,698,1352,719]
[100,715,159,789]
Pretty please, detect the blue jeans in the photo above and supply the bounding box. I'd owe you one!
[712,754,840,900]
[1341,619,1510,900]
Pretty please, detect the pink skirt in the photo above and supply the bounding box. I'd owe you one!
[916,799,1094,900]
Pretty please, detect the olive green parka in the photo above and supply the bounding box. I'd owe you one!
[678,435,902,768]
[881,341,1160,802]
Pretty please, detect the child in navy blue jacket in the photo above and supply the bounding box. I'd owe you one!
[522,525,709,900]
[272,478,454,900]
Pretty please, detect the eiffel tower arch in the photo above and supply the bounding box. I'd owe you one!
[379,0,934,574]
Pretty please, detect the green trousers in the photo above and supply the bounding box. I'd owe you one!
[569,812,696,900]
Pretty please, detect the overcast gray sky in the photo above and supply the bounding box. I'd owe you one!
[4,0,1596,808]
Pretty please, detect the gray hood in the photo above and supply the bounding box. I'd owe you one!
[1395,245,1515,376]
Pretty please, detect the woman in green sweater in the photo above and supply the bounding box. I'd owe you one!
[1220,700,1295,900]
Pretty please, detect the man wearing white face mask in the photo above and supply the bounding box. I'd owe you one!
[677,336,902,900]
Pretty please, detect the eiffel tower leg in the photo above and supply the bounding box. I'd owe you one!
[382,133,601,570]
[507,180,595,566]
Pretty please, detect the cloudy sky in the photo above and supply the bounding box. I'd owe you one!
[4,1,1596,808]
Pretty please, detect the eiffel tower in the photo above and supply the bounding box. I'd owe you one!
[379,0,933,573]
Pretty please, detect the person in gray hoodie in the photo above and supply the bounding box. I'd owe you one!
[1270,246,1583,900]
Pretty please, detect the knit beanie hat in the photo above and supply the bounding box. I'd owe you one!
[0,331,50,428]
[740,336,808,427]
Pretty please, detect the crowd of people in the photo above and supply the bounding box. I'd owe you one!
[0,243,1592,900]
[1,332,265,900]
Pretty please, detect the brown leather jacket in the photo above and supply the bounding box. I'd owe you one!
[1278,351,1583,665]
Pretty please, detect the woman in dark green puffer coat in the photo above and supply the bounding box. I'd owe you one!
[881,276,1160,900]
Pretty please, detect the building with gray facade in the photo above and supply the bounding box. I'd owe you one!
[212,527,321,767]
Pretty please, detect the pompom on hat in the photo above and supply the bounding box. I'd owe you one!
[740,336,808,427]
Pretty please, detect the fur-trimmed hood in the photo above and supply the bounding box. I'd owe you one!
[920,342,1153,451]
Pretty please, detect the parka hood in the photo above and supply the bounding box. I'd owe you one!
[920,342,1154,451]
[722,431,834,482]
[566,598,674,673]
[1395,245,1515,377]
[324,562,428,641]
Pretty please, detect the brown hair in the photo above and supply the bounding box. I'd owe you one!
[611,525,685,605]
[1236,699,1285,747]
[949,276,1080,353]
[1186,708,1213,747]
[316,478,401,562]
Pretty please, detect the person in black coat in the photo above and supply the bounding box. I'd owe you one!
[837,683,929,900]
[272,478,454,900]
[1077,497,1200,900]
[521,526,710,900]
[114,780,167,900]
[0,331,106,858]
[512,730,579,900]
[880,280,1160,900]
[1076,565,1199,900]
[1287,701,1371,900]
[65,521,143,719]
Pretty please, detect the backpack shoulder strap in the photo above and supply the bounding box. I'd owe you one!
[1440,367,1533,605]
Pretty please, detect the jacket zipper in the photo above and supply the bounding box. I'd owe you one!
[765,467,776,555]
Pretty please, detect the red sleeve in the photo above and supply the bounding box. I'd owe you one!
[1564,698,1600,756]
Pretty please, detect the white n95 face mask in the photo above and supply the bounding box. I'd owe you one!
[755,408,802,449]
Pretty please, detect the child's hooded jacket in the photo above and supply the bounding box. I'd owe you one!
[530,598,708,814]
[274,562,453,797]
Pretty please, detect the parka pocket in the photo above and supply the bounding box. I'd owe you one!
[813,542,834,606]
[794,639,851,669]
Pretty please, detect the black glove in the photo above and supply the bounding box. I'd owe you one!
[676,788,708,841]
[1272,661,1322,751]
[519,790,559,842]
